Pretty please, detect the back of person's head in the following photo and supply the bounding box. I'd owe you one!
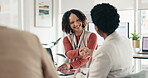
[91,3,120,35]
[62,9,87,34]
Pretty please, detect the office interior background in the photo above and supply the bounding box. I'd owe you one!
[0,0,148,73]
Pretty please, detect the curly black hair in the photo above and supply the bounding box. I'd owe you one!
[91,3,120,35]
[62,9,87,34]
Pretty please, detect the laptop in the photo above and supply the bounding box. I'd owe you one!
[139,37,148,54]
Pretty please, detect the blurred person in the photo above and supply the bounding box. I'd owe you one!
[57,9,98,75]
[86,3,133,78]
[0,26,59,78]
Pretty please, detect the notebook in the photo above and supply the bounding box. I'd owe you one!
[139,37,148,54]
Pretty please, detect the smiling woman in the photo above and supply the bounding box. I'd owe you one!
[34,0,53,27]
[57,9,98,77]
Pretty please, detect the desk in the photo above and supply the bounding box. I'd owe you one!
[60,75,74,78]
[58,70,75,78]
[133,53,148,59]
[133,53,148,73]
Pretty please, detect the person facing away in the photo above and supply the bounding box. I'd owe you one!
[86,3,133,78]
[57,9,98,72]
[0,26,59,78]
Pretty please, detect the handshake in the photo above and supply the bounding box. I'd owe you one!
[57,47,93,71]
[79,47,93,59]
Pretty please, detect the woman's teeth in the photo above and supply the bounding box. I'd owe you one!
[74,25,80,28]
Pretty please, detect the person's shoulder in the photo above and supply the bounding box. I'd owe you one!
[90,33,97,36]
[63,36,69,41]
[6,27,37,37]
[18,29,36,36]
[92,47,109,58]
[98,42,114,54]
[64,34,73,40]
[63,36,68,39]
[88,32,97,39]
[85,30,97,36]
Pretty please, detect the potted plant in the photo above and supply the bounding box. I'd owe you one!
[44,37,62,62]
[49,37,66,60]
[130,31,140,48]
[50,37,62,48]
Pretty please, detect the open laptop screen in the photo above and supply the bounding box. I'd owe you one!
[142,37,148,52]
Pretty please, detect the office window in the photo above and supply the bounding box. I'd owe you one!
[118,10,134,37]
[141,10,148,36]
[88,23,104,46]
[0,0,19,29]
[88,22,129,46]
[140,10,148,71]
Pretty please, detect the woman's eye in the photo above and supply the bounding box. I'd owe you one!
[70,22,74,24]
[77,19,81,22]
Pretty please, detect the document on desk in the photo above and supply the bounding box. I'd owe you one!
[58,69,75,78]
[60,75,74,78]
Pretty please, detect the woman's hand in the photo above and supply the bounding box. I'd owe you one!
[57,63,71,71]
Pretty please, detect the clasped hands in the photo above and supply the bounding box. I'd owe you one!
[79,47,93,59]
[57,47,93,71]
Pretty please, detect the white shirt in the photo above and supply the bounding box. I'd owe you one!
[88,31,133,78]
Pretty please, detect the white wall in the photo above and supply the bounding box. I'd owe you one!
[0,0,62,63]
[0,0,20,29]
[139,0,148,10]
[28,0,62,62]
[61,0,94,14]
[22,0,63,63]
[23,0,60,45]
[94,0,134,10]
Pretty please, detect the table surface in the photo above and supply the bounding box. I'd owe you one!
[60,75,74,78]
[133,53,148,59]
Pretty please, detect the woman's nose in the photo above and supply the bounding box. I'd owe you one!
[74,21,79,26]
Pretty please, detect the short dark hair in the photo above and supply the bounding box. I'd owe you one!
[62,9,87,34]
[91,3,120,35]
